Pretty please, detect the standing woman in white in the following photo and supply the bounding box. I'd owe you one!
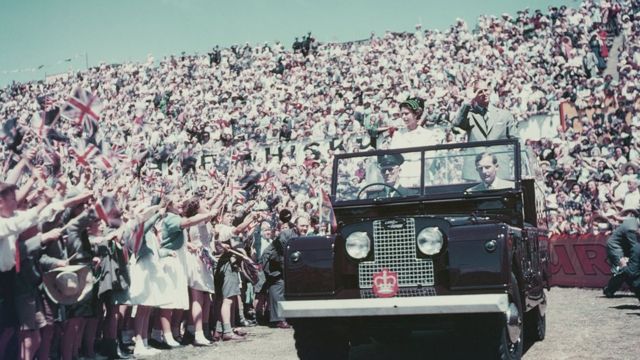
[388,98,443,187]
[154,195,217,347]
[184,193,226,346]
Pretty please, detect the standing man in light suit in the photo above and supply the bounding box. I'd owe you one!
[452,80,517,142]
[452,80,518,180]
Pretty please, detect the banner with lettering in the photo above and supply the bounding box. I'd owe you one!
[549,234,613,288]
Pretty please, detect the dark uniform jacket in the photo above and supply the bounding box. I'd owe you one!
[606,217,639,266]
[260,228,299,279]
[65,213,97,265]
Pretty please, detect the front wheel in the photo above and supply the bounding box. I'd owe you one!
[494,273,524,360]
[293,319,350,360]
[525,298,546,342]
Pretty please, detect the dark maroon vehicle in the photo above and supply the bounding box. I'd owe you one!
[279,139,550,360]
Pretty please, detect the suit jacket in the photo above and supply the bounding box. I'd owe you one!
[453,104,516,142]
[453,104,517,180]
[66,213,96,265]
[607,217,639,266]
[262,228,300,279]
[466,177,515,192]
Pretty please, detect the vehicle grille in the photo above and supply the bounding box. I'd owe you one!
[358,218,435,288]
[360,287,437,299]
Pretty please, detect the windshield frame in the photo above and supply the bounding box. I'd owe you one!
[331,138,522,204]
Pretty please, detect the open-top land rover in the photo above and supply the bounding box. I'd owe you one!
[279,139,550,359]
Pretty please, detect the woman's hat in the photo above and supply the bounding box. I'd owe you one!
[42,265,95,305]
[620,162,639,174]
[400,97,424,114]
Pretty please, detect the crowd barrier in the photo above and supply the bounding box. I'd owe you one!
[549,233,613,288]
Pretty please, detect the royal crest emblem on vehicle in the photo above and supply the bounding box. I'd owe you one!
[372,268,398,298]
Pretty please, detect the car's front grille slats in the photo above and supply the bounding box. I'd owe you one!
[359,287,437,298]
[358,218,435,288]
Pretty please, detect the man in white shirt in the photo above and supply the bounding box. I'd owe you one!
[466,152,515,192]
[0,182,67,272]
[0,182,65,358]
[623,178,640,211]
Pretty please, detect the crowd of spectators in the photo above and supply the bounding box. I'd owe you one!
[0,0,639,358]
[0,1,635,235]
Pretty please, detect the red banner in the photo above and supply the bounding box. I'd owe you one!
[549,234,613,288]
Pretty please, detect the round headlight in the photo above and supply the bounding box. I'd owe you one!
[345,231,370,259]
[417,227,444,255]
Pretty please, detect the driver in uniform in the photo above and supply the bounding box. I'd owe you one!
[364,154,417,198]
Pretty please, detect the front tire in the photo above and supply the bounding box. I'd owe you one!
[293,319,350,360]
[525,299,546,342]
[495,273,524,360]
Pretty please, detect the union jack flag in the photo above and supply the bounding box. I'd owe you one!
[31,107,61,138]
[142,172,158,185]
[153,181,172,199]
[256,172,273,187]
[37,94,56,111]
[231,181,246,204]
[95,154,114,172]
[97,144,130,172]
[94,195,122,228]
[69,142,100,167]
[61,87,102,130]
[109,145,129,162]
[83,117,99,141]
[257,172,277,193]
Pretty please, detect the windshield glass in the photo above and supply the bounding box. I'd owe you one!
[334,143,517,202]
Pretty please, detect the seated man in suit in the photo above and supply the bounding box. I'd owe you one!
[365,153,418,198]
[466,152,514,192]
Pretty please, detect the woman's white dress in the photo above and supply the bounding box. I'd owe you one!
[186,223,216,293]
[128,229,172,307]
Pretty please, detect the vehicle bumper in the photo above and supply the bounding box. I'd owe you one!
[279,294,509,318]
